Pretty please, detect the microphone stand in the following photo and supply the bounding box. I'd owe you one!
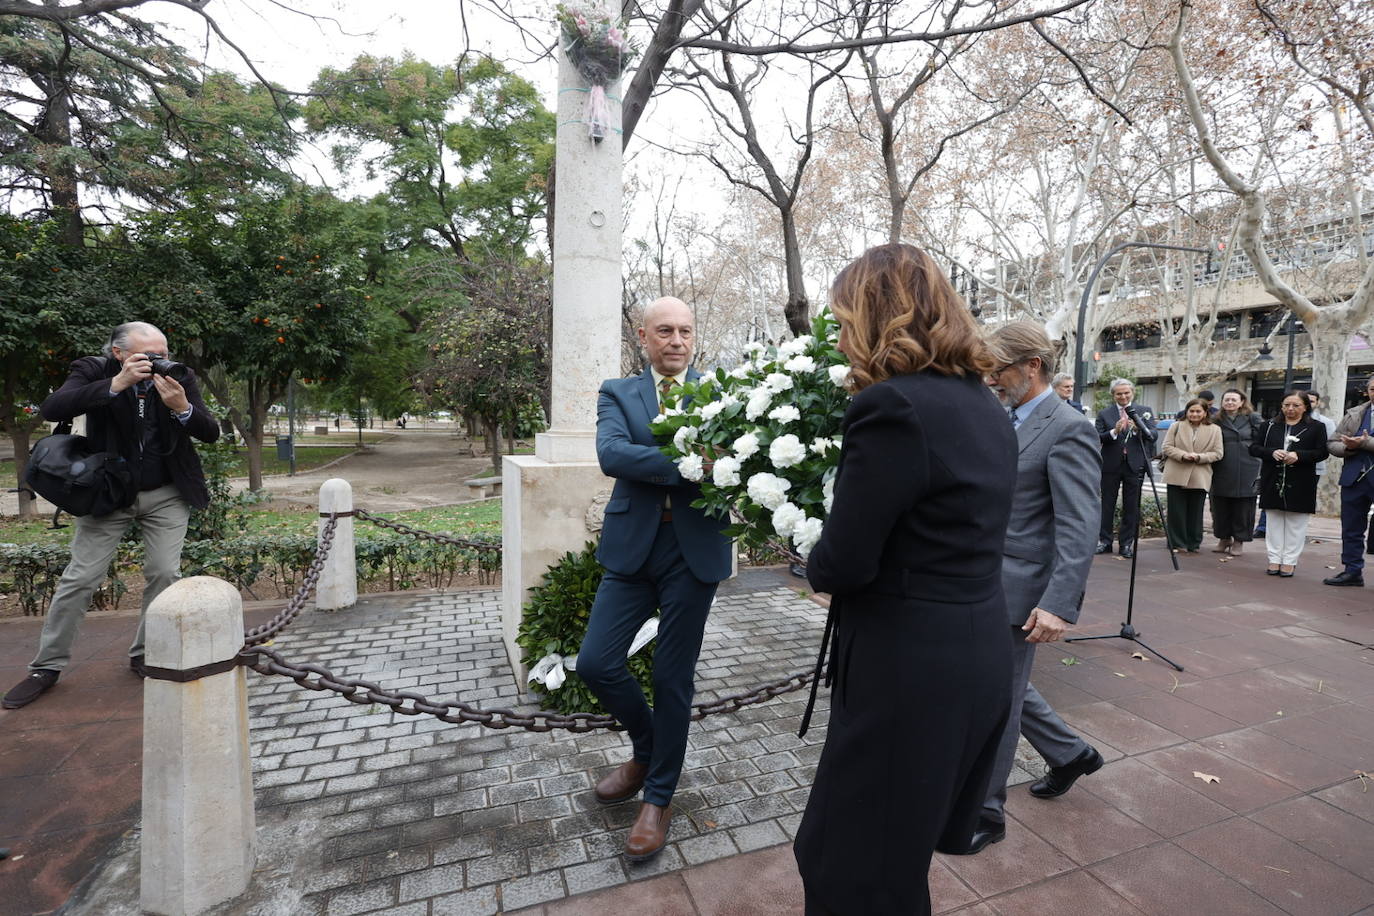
[1067,405,1184,671]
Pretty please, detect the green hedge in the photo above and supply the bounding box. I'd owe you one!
[0,531,501,616]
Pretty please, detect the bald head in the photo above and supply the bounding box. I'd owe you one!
[638,297,695,376]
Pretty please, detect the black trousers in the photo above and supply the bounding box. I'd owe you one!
[1211,494,1256,542]
[1100,464,1144,545]
[1166,485,1207,551]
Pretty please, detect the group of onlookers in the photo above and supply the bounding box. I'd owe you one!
[1081,376,1374,583]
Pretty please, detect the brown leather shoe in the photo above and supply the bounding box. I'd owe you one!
[594,759,648,804]
[624,802,671,861]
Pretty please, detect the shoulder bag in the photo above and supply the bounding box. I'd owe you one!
[24,415,136,517]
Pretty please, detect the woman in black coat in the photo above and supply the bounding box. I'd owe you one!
[796,244,1015,915]
[1209,388,1264,555]
[1249,390,1328,577]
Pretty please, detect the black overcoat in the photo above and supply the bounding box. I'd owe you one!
[40,356,219,509]
[1210,411,1264,499]
[1249,417,1328,514]
[796,371,1015,915]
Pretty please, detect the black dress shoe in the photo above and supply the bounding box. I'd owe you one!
[2,669,59,709]
[1323,570,1365,587]
[1094,541,1112,555]
[1029,746,1104,799]
[1119,542,1135,559]
[130,655,147,678]
[941,818,1005,856]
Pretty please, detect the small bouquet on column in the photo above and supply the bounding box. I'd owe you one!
[555,2,637,142]
[649,311,852,565]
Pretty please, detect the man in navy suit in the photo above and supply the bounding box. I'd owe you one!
[577,296,732,862]
[1095,379,1157,558]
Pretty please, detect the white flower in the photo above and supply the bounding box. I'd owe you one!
[746,472,792,510]
[794,516,824,558]
[763,372,794,393]
[828,365,851,388]
[823,475,835,514]
[732,433,760,460]
[718,392,739,408]
[778,335,813,358]
[677,453,704,482]
[810,437,835,455]
[698,400,726,421]
[652,413,668,424]
[772,501,806,539]
[730,364,753,380]
[712,455,742,487]
[743,340,765,356]
[745,387,773,420]
[770,433,806,467]
[664,406,685,417]
[783,354,816,374]
[768,404,801,425]
[673,424,698,452]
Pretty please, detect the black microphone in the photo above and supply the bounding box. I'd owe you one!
[1123,404,1156,440]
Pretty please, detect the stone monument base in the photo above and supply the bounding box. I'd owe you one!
[501,452,610,684]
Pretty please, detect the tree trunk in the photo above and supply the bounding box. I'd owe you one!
[33,54,83,247]
[9,426,36,518]
[781,212,810,336]
[241,422,264,492]
[486,421,502,474]
[1309,330,1349,516]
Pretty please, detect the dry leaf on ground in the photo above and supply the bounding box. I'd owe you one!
[1193,771,1220,784]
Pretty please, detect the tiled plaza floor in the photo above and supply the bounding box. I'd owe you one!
[3,528,1373,915]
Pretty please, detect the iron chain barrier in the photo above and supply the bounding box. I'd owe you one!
[235,509,821,733]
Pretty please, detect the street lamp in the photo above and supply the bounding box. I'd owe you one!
[1073,241,1213,394]
[1282,312,1298,392]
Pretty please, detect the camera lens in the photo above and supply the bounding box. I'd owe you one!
[147,356,190,381]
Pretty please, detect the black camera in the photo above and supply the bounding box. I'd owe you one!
[142,354,190,382]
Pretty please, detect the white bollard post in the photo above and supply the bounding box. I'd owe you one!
[317,478,357,611]
[140,576,255,916]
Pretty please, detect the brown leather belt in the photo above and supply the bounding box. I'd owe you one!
[661,510,672,523]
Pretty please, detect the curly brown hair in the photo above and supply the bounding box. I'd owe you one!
[830,243,993,390]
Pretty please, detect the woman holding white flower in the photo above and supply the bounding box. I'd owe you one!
[793,244,1016,916]
[1249,391,1328,577]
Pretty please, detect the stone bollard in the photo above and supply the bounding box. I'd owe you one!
[317,478,357,611]
[140,576,255,916]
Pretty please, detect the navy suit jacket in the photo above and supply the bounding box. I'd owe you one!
[595,368,732,583]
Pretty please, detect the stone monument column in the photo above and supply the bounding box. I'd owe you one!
[502,18,623,679]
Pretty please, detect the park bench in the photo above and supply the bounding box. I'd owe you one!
[465,476,502,498]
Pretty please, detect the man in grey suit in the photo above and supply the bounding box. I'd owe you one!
[957,321,1105,854]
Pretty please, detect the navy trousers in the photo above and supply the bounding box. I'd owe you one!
[1339,474,1374,572]
[578,522,717,807]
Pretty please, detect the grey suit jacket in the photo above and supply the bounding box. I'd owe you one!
[1001,392,1102,625]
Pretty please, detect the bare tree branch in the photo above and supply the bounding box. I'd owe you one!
[678,0,1095,55]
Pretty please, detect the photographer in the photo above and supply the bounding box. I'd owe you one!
[3,322,219,710]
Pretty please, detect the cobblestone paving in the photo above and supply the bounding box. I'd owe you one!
[246,579,1036,915]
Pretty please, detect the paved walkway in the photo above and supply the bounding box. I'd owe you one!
[2,535,1372,914]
